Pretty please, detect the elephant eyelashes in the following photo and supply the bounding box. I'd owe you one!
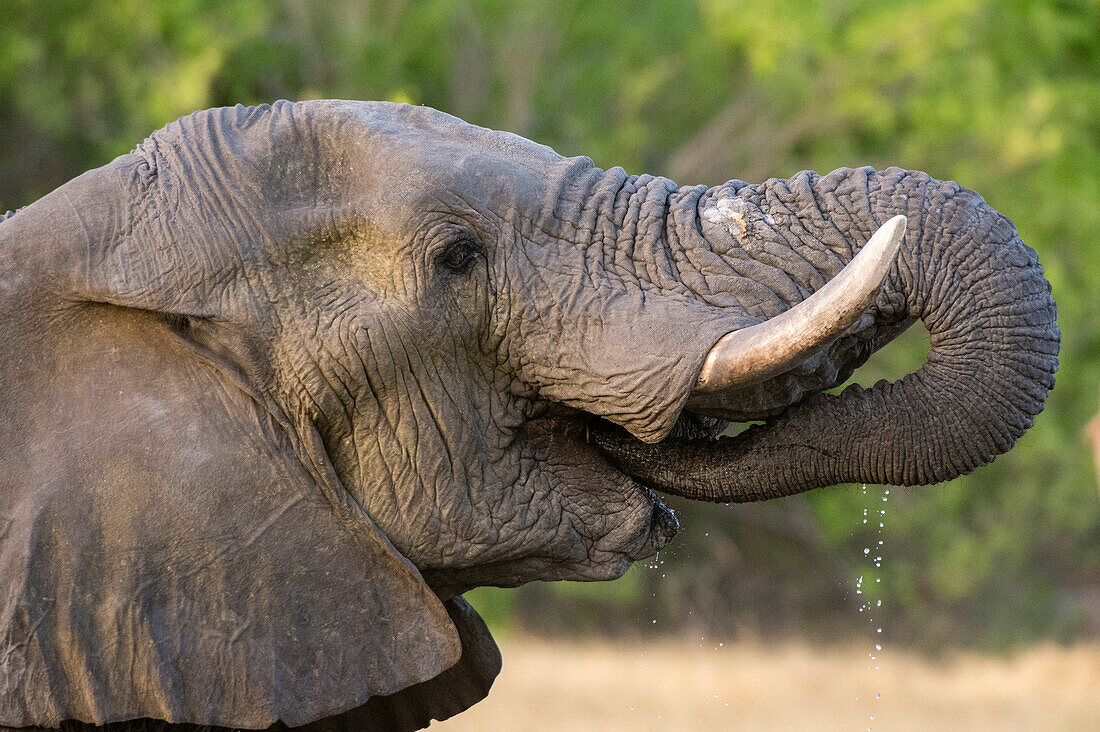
[439,239,481,274]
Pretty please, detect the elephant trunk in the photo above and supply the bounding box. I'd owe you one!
[595,167,1059,501]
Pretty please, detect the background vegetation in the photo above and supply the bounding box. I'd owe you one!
[2,0,1097,650]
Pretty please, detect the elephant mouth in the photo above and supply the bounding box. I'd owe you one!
[522,411,681,554]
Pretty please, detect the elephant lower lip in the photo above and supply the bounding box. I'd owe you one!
[523,413,679,535]
[645,486,680,544]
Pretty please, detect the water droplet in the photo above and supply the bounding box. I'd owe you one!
[864,548,870,554]
[875,644,882,650]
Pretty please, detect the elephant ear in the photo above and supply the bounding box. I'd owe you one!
[297,596,502,732]
[0,177,498,728]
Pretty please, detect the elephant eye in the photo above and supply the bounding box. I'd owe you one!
[439,239,480,274]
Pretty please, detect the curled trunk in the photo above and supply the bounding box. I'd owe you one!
[595,167,1059,501]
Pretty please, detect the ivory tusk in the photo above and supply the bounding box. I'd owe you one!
[694,215,907,392]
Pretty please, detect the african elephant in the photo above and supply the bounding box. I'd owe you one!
[0,100,1058,730]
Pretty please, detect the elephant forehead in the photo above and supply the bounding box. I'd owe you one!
[305,100,567,213]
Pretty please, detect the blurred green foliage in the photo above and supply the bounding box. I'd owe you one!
[2,0,1097,649]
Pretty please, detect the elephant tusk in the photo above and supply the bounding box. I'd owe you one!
[694,215,907,393]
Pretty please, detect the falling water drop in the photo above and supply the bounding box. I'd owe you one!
[857,484,889,730]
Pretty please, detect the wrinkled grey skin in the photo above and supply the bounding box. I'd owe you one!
[0,101,1058,731]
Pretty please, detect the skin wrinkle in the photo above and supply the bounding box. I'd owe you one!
[170,161,256,311]
[686,193,760,312]
[404,352,466,509]
[770,177,844,283]
[311,323,361,435]
[814,168,872,255]
[345,278,501,554]
[682,191,772,305]
[714,237,806,312]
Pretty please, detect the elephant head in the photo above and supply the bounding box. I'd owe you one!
[0,100,1058,730]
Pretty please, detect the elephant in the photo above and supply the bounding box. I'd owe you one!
[0,100,1058,731]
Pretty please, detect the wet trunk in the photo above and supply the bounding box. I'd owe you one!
[595,167,1059,500]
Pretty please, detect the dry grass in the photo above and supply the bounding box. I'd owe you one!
[434,636,1100,731]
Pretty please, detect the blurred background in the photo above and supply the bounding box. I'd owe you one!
[2,0,1097,727]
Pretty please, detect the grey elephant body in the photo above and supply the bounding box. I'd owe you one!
[0,101,1057,730]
